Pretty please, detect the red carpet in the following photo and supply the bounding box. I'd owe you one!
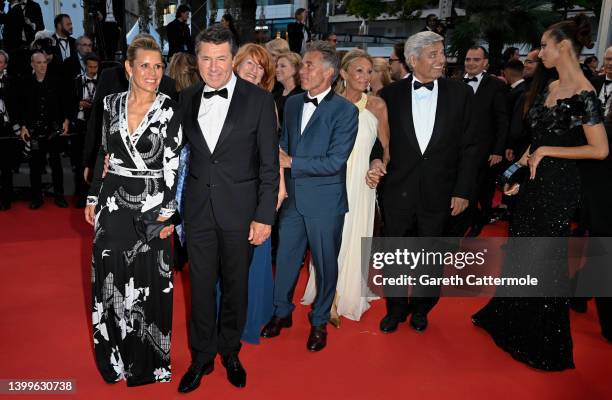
[1,200,611,400]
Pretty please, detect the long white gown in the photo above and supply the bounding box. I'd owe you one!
[301,93,379,321]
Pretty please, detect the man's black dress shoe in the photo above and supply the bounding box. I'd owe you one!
[466,222,483,237]
[261,314,292,338]
[306,325,327,352]
[379,314,407,333]
[29,198,43,209]
[410,312,428,332]
[54,196,68,208]
[177,361,214,393]
[222,354,246,388]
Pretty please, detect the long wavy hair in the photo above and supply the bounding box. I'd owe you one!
[233,43,275,92]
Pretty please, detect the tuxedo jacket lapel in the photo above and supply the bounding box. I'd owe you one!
[401,76,421,153]
[189,82,212,156]
[213,77,243,153]
[425,78,448,153]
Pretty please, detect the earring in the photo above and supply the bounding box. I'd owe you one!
[367,83,371,92]
[343,79,347,88]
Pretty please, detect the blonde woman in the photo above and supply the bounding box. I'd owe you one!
[301,49,390,325]
[274,52,303,126]
[370,57,392,94]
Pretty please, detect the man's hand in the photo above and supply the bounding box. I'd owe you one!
[277,186,288,211]
[248,221,271,245]
[61,119,70,136]
[366,159,386,188]
[79,100,92,109]
[279,148,292,168]
[488,154,502,167]
[450,196,468,216]
[20,126,30,142]
[84,167,92,184]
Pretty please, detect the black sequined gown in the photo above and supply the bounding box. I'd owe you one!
[472,90,603,371]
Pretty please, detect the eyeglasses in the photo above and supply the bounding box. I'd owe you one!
[389,58,400,64]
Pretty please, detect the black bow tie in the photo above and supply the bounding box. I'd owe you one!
[86,79,97,85]
[413,80,434,91]
[304,95,319,107]
[203,88,228,99]
[464,76,478,83]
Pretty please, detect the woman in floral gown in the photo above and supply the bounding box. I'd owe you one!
[84,37,183,386]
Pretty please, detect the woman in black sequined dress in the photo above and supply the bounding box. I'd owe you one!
[472,15,609,371]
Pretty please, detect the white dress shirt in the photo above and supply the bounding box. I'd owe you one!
[511,78,525,89]
[106,0,116,23]
[301,86,331,134]
[464,71,485,93]
[198,73,237,152]
[411,77,438,154]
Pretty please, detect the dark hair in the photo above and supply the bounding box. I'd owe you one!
[584,55,598,65]
[426,14,437,23]
[195,25,237,56]
[295,8,306,19]
[468,45,489,59]
[54,13,70,28]
[547,14,593,56]
[221,14,240,47]
[523,62,558,117]
[503,46,519,61]
[504,59,524,74]
[84,53,100,65]
[176,5,190,18]
[393,42,408,70]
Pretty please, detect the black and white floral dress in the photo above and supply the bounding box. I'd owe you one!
[87,92,183,385]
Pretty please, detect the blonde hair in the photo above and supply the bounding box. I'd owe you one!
[336,49,373,95]
[126,36,162,66]
[372,57,392,89]
[265,38,290,56]
[234,43,276,92]
[167,52,201,92]
[276,52,301,86]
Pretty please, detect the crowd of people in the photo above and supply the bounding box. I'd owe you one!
[0,1,611,392]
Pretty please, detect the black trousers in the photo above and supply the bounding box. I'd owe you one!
[0,136,17,204]
[69,130,88,200]
[185,200,253,365]
[29,135,64,199]
[383,204,449,317]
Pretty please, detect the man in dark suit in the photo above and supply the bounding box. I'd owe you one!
[287,8,310,54]
[96,0,125,60]
[367,31,478,333]
[82,47,177,179]
[51,14,79,87]
[17,51,70,209]
[3,0,44,76]
[166,4,194,58]
[260,41,358,351]
[458,46,508,237]
[177,26,278,393]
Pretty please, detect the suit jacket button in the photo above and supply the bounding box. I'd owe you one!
[423,156,428,160]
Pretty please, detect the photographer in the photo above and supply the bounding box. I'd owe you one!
[17,51,70,209]
[0,50,19,211]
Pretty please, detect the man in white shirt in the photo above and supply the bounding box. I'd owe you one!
[261,41,358,352]
[592,46,612,116]
[177,25,278,394]
[367,31,478,334]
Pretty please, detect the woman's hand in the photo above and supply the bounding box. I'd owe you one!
[276,186,288,211]
[85,204,96,226]
[157,216,174,239]
[503,183,520,196]
[527,147,546,179]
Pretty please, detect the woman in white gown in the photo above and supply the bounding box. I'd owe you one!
[301,49,390,325]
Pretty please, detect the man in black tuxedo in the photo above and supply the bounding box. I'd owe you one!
[82,50,177,179]
[51,14,78,86]
[367,31,478,333]
[3,0,44,76]
[287,8,310,54]
[69,54,99,208]
[166,4,194,58]
[458,46,508,237]
[177,26,278,393]
[592,46,612,117]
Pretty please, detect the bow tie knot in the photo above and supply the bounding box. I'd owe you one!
[463,76,478,83]
[86,78,97,85]
[303,95,319,107]
[203,88,228,99]
[413,80,434,91]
